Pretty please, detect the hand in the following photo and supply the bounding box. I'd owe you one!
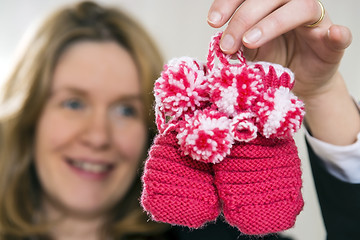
[207,0,352,99]
[207,0,360,145]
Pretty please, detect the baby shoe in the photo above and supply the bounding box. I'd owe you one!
[213,135,304,235]
[141,130,220,228]
[207,32,304,235]
[141,56,221,228]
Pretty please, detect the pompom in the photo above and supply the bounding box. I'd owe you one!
[208,64,262,117]
[256,86,305,138]
[176,109,234,164]
[154,57,209,122]
[230,112,258,142]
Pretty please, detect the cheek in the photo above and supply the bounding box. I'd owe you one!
[112,122,147,161]
[35,110,82,153]
[34,110,74,197]
[34,111,71,168]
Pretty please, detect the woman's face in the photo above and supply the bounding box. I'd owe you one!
[34,41,146,217]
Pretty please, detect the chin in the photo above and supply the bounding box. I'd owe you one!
[68,196,121,216]
[45,193,119,219]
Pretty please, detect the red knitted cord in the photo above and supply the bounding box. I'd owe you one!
[207,32,246,73]
[213,135,303,235]
[141,130,220,228]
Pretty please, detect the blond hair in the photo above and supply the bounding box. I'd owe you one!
[0,1,165,239]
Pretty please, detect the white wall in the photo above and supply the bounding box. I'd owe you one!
[1,1,359,239]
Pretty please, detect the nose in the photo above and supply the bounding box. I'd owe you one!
[81,110,111,150]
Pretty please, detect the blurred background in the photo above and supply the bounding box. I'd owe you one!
[0,0,359,239]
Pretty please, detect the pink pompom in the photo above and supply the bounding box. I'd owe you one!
[154,57,210,122]
[176,109,234,164]
[250,62,304,138]
[256,87,305,138]
[208,64,262,117]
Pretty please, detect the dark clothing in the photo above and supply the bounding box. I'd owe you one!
[307,139,360,240]
[126,222,293,240]
[169,219,293,240]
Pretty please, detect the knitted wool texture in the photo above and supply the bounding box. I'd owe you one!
[141,130,220,227]
[141,32,305,235]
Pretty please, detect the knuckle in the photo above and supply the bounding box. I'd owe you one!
[230,12,253,30]
[267,15,282,30]
[303,0,319,17]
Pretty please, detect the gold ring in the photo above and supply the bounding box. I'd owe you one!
[306,1,325,28]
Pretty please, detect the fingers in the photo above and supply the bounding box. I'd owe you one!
[241,0,321,48]
[219,0,284,53]
[208,0,328,54]
[207,0,245,28]
[304,0,325,27]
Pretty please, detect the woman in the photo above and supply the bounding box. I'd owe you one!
[1,0,357,239]
[0,1,168,239]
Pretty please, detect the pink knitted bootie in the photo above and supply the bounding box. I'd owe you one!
[213,136,304,235]
[206,32,305,235]
[141,130,220,228]
[141,56,221,228]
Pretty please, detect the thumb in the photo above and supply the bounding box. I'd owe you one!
[326,24,352,51]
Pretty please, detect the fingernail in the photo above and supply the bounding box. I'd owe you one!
[243,28,262,44]
[208,11,222,24]
[220,34,235,51]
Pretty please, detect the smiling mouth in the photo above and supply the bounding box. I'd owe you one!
[67,159,113,174]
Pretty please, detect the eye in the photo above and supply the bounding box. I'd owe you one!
[61,98,85,110]
[113,104,139,118]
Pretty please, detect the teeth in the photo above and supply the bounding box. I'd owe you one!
[71,161,110,173]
